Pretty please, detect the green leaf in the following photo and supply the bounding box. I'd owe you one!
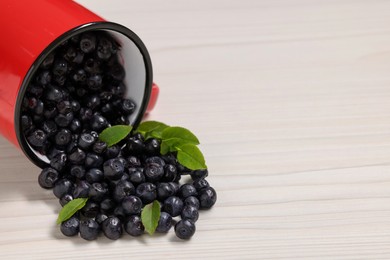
[160,138,191,155]
[56,198,88,224]
[176,144,207,170]
[162,127,200,145]
[136,121,169,139]
[141,200,161,235]
[99,125,132,147]
[160,140,172,155]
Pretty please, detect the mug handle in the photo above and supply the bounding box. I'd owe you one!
[146,83,159,113]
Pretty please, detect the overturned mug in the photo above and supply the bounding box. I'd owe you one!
[0,0,159,167]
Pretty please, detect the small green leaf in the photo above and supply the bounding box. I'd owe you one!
[160,140,171,155]
[176,144,207,170]
[99,125,132,147]
[141,200,161,235]
[161,127,200,145]
[137,121,169,139]
[160,138,191,154]
[56,198,88,224]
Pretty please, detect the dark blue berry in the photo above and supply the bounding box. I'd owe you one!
[79,107,93,122]
[193,178,210,191]
[34,100,44,115]
[97,37,113,60]
[113,180,135,202]
[45,85,63,102]
[27,84,44,97]
[175,220,195,240]
[54,75,66,86]
[81,201,100,218]
[92,141,107,155]
[52,59,68,77]
[77,133,95,150]
[198,187,217,209]
[90,114,108,132]
[43,105,57,119]
[38,167,59,189]
[60,194,73,206]
[163,196,183,217]
[85,168,104,184]
[80,33,96,54]
[144,138,160,156]
[70,165,85,179]
[60,216,79,237]
[73,180,91,199]
[63,46,77,62]
[54,129,72,148]
[69,148,86,165]
[122,195,142,215]
[178,184,198,199]
[100,198,116,214]
[136,183,157,204]
[36,70,52,85]
[126,138,145,155]
[128,168,145,184]
[144,163,164,183]
[102,216,122,240]
[190,169,208,180]
[181,205,199,222]
[162,164,178,182]
[127,156,141,167]
[27,129,47,148]
[113,206,126,221]
[95,213,108,225]
[21,115,33,132]
[103,158,124,180]
[42,120,57,137]
[145,156,165,167]
[157,183,176,201]
[57,101,71,115]
[86,95,101,110]
[124,215,144,236]
[169,182,180,194]
[87,75,103,91]
[156,212,173,233]
[104,145,120,159]
[47,147,64,161]
[79,219,100,240]
[72,69,87,83]
[184,196,200,210]
[84,58,101,74]
[69,101,80,114]
[120,99,136,115]
[50,152,67,172]
[88,182,108,202]
[26,96,37,110]
[69,118,82,133]
[54,112,73,127]
[85,153,103,169]
[100,103,115,117]
[73,51,84,64]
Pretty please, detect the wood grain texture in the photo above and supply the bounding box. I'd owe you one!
[1,0,390,259]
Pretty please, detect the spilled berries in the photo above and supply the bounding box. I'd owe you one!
[21,30,216,241]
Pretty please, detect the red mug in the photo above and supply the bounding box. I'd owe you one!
[0,0,159,167]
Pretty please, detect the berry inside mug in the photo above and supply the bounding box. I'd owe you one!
[0,0,159,168]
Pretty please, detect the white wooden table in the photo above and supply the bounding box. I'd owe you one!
[1,0,390,259]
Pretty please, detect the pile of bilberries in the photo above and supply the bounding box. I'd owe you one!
[19,30,216,240]
[43,132,216,240]
[21,30,135,157]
